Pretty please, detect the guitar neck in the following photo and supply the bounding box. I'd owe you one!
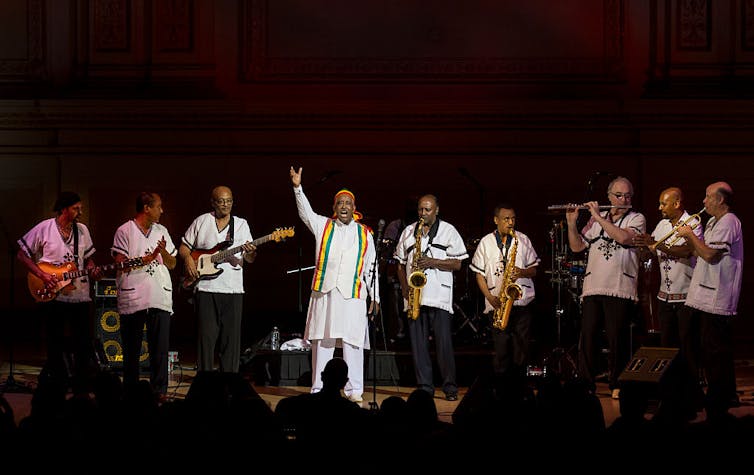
[59,259,143,280]
[210,233,273,263]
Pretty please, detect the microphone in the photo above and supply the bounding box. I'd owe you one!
[375,219,386,251]
[319,170,343,183]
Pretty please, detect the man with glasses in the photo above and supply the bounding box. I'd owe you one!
[566,176,646,399]
[179,186,257,374]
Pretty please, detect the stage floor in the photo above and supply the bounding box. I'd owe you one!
[4,352,754,428]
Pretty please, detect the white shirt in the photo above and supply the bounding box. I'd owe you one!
[181,212,253,294]
[394,219,468,313]
[470,230,540,312]
[650,210,702,302]
[18,218,96,303]
[686,212,743,316]
[579,210,646,301]
[112,220,176,315]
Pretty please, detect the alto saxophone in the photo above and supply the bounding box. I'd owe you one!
[407,217,427,320]
[493,229,523,331]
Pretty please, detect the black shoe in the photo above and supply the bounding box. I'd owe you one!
[445,393,458,401]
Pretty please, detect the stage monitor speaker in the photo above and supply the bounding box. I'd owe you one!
[94,279,149,369]
[618,346,679,385]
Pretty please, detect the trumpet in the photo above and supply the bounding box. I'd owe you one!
[548,204,632,212]
[648,208,705,252]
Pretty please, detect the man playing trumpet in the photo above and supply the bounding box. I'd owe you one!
[676,181,743,420]
[634,187,704,419]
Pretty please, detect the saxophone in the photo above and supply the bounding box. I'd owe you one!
[407,217,427,320]
[492,229,523,331]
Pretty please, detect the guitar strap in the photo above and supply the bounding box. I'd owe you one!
[72,220,80,267]
[226,215,235,245]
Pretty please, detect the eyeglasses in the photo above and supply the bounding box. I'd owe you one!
[214,198,233,206]
[609,192,632,199]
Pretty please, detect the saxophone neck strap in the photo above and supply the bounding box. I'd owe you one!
[495,229,513,262]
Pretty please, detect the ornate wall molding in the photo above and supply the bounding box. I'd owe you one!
[744,0,754,51]
[0,0,46,81]
[241,0,625,83]
[677,0,710,51]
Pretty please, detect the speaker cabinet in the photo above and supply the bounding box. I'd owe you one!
[94,279,149,369]
[618,346,679,385]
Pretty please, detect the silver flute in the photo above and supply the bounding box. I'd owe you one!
[547,204,632,211]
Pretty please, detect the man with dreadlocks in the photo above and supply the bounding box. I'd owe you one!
[289,166,380,403]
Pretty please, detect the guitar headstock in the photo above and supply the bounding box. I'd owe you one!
[272,227,295,242]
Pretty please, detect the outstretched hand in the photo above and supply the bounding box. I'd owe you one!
[290,166,302,187]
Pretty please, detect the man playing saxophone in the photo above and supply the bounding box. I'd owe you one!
[470,203,539,382]
[394,194,468,401]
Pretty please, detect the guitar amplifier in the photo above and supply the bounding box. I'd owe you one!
[93,279,149,369]
[95,278,118,298]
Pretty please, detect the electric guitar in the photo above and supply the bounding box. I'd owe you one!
[181,226,294,290]
[28,249,159,303]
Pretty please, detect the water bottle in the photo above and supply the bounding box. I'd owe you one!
[271,326,280,351]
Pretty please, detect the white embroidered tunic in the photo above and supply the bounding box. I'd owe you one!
[686,213,743,316]
[394,219,468,313]
[18,218,96,303]
[112,220,176,315]
[469,230,540,313]
[650,210,702,302]
[578,211,646,301]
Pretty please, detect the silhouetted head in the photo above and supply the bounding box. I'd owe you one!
[321,357,349,391]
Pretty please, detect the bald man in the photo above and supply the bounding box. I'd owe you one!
[636,187,703,347]
[677,181,743,420]
[179,186,257,374]
[635,187,704,418]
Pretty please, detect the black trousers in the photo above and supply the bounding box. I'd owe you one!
[661,301,702,412]
[578,295,634,390]
[121,308,171,395]
[408,306,457,396]
[491,303,533,378]
[687,307,737,415]
[39,300,92,394]
[195,292,244,373]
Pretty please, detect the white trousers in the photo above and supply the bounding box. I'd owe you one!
[310,338,364,397]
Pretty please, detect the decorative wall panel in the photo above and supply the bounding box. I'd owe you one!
[677,0,710,51]
[0,0,45,81]
[81,0,212,80]
[743,0,754,50]
[241,0,625,82]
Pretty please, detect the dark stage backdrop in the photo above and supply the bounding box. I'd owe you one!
[1,0,753,360]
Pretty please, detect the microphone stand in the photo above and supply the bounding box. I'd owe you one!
[367,220,385,410]
[0,217,33,393]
